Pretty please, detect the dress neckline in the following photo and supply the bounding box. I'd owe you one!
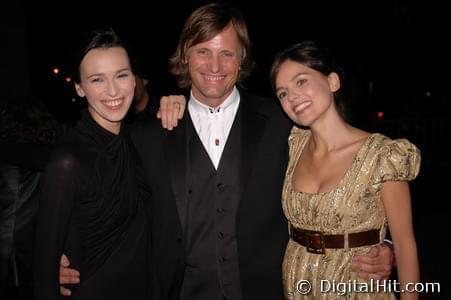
[290,131,375,196]
[77,110,125,146]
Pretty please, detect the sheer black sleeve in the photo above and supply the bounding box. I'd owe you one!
[34,147,81,300]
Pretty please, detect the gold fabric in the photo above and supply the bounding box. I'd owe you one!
[282,127,420,299]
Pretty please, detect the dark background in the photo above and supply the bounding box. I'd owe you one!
[2,0,448,298]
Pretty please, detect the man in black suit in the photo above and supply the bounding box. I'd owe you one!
[134,3,394,300]
[134,3,292,299]
[59,3,393,299]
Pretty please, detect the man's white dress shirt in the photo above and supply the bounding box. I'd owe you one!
[188,87,240,169]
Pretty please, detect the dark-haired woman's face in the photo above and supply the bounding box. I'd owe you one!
[75,47,135,134]
[275,60,340,127]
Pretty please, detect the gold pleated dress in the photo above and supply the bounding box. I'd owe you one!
[282,127,421,299]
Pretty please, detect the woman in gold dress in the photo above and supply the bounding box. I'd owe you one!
[270,41,420,300]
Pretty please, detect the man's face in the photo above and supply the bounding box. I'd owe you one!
[186,25,241,107]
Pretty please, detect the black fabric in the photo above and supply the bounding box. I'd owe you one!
[131,91,292,300]
[212,112,242,300]
[0,164,41,300]
[34,112,151,300]
[0,142,51,300]
[179,112,242,300]
[124,96,159,124]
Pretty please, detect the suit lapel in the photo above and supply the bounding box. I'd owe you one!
[164,93,268,227]
[164,115,193,231]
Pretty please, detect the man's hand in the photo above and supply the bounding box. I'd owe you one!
[59,254,80,296]
[352,243,394,280]
[157,95,186,130]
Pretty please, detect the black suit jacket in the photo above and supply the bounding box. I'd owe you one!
[131,91,292,299]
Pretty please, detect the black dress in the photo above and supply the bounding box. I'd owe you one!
[34,112,151,299]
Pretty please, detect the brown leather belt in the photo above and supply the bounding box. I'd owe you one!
[290,226,380,254]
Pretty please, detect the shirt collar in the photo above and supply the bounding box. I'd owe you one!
[189,86,239,115]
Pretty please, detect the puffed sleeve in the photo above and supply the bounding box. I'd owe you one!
[371,138,421,191]
[287,127,310,156]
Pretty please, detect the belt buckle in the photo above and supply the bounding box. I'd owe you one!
[305,230,326,254]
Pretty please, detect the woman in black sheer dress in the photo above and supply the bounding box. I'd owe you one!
[34,28,151,299]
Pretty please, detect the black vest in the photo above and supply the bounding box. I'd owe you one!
[180,113,242,300]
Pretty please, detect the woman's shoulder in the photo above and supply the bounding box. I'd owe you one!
[46,131,98,177]
[130,115,165,138]
[46,141,83,172]
[369,133,420,156]
[366,133,421,184]
[288,126,310,142]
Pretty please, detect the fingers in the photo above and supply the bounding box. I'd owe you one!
[171,102,179,129]
[59,271,80,285]
[59,266,80,279]
[378,243,393,258]
[158,96,170,129]
[157,95,186,130]
[59,273,80,285]
[353,245,384,265]
[366,246,379,257]
[60,286,72,297]
[352,261,387,280]
[352,245,393,281]
[59,253,80,287]
[59,266,79,296]
[175,95,186,119]
[60,254,70,267]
